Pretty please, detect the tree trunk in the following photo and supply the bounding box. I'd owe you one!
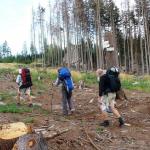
[97,0,103,68]
[123,31,127,73]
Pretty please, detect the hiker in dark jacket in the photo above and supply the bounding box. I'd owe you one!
[54,66,75,115]
[98,67,124,127]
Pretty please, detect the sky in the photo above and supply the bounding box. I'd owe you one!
[0,0,48,55]
[0,0,135,55]
[114,0,135,10]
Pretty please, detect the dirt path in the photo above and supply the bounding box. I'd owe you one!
[0,77,150,150]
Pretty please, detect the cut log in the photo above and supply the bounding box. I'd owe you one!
[0,138,17,150]
[0,122,48,150]
[13,133,48,150]
[0,122,31,140]
[0,122,32,150]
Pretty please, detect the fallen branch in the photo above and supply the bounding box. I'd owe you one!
[49,128,71,139]
[26,113,46,117]
[78,137,89,143]
[84,128,102,150]
[35,128,71,139]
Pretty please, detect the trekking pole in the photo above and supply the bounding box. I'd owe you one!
[49,81,54,113]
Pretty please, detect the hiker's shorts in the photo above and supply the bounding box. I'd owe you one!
[18,87,31,95]
[100,93,116,112]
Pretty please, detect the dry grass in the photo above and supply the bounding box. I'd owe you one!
[143,75,150,80]
[0,63,17,68]
[120,73,135,81]
[1,63,150,91]
[71,71,83,81]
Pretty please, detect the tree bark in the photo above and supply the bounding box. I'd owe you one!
[13,133,48,150]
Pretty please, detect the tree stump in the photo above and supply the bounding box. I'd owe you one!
[0,122,31,150]
[0,138,17,150]
[0,122,48,150]
[13,133,48,150]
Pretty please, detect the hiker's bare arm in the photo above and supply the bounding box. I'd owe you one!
[98,96,102,104]
[53,78,60,86]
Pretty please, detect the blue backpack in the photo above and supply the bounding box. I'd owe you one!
[58,67,74,93]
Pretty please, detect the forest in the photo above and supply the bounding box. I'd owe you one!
[0,0,150,150]
[0,0,150,74]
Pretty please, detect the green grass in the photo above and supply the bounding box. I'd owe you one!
[0,92,16,101]
[1,63,150,93]
[81,72,97,85]
[96,127,105,134]
[75,72,150,92]
[73,72,150,92]
[23,117,34,123]
[32,105,50,115]
[0,68,14,76]
[121,77,150,92]
[0,103,32,113]
[0,103,50,115]
[31,69,50,91]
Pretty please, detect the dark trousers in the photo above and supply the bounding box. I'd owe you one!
[62,88,73,115]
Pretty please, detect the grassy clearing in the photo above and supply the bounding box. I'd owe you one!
[33,105,50,115]
[72,71,150,92]
[0,63,17,69]
[0,63,150,92]
[0,68,15,76]
[23,117,34,123]
[0,103,31,113]
[0,103,50,114]
[120,74,150,92]
[0,92,16,101]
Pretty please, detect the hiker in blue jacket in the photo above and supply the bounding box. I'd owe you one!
[54,66,75,115]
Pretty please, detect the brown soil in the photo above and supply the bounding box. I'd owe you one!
[0,76,150,150]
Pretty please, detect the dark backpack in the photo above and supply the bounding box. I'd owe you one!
[58,67,74,93]
[106,67,121,92]
[20,68,32,89]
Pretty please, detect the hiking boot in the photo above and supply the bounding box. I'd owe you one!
[28,103,33,107]
[100,120,109,127]
[119,117,124,127]
[63,113,68,116]
[70,108,75,114]
[106,106,113,113]
[17,103,21,106]
[63,111,68,116]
